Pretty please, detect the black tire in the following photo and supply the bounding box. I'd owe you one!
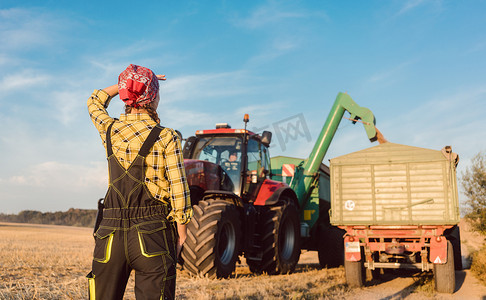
[434,240,455,293]
[181,199,241,278]
[318,226,345,268]
[370,252,381,280]
[370,268,381,280]
[188,186,204,206]
[345,257,365,288]
[445,226,463,270]
[247,202,301,274]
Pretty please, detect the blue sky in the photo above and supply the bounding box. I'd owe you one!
[0,0,485,213]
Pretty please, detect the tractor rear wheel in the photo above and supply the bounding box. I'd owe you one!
[248,202,301,274]
[181,198,241,278]
[434,240,455,293]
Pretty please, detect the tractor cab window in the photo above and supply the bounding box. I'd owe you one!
[247,138,270,180]
[197,147,217,164]
[262,147,271,177]
[191,136,242,193]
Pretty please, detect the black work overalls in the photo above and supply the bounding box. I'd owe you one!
[87,122,177,300]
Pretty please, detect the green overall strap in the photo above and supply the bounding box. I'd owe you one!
[138,125,164,157]
[105,121,116,157]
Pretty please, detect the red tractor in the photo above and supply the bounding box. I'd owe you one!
[180,115,301,278]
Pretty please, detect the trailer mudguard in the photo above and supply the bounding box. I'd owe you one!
[254,180,299,207]
[430,237,448,264]
[344,235,361,261]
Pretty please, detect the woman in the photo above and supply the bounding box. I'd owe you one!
[86,64,192,300]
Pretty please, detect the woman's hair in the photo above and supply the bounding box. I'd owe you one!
[125,104,160,124]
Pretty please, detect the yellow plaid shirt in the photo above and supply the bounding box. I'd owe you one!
[87,89,193,224]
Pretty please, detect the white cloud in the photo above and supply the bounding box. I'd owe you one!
[365,59,417,85]
[0,160,107,213]
[156,70,289,135]
[375,86,486,187]
[232,1,329,29]
[395,0,444,16]
[160,107,215,129]
[0,8,72,52]
[245,36,302,66]
[160,102,281,135]
[466,39,486,55]
[228,1,327,65]
[162,71,254,104]
[237,9,306,29]
[235,102,282,120]
[0,70,52,94]
[397,0,427,15]
[50,89,91,126]
[4,161,106,190]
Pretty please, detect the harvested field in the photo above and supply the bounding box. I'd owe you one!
[0,221,485,299]
[0,222,348,299]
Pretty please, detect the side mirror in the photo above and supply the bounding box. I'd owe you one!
[182,136,197,159]
[261,131,272,146]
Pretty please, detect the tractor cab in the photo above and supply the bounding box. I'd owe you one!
[182,121,273,203]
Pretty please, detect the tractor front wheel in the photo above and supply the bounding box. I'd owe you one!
[248,202,301,274]
[181,198,241,278]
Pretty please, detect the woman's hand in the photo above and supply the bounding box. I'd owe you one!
[176,223,187,257]
[102,84,119,97]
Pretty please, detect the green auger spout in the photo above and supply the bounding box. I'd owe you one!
[290,92,377,207]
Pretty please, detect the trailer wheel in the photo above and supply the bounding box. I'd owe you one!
[345,257,365,288]
[344,255,366,287]
[248,202,301,274]
[181,199,241,278]
[434,240,455,293]
[318,226,345,268]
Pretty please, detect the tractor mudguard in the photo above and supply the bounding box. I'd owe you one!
[203,190,244,207]
[254,183,299,207]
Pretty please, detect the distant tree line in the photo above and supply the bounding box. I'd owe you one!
[0,208,97,228]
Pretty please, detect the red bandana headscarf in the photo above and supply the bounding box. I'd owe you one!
[118,64,159,108]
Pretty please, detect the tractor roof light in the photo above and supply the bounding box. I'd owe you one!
[216,123,231,129]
